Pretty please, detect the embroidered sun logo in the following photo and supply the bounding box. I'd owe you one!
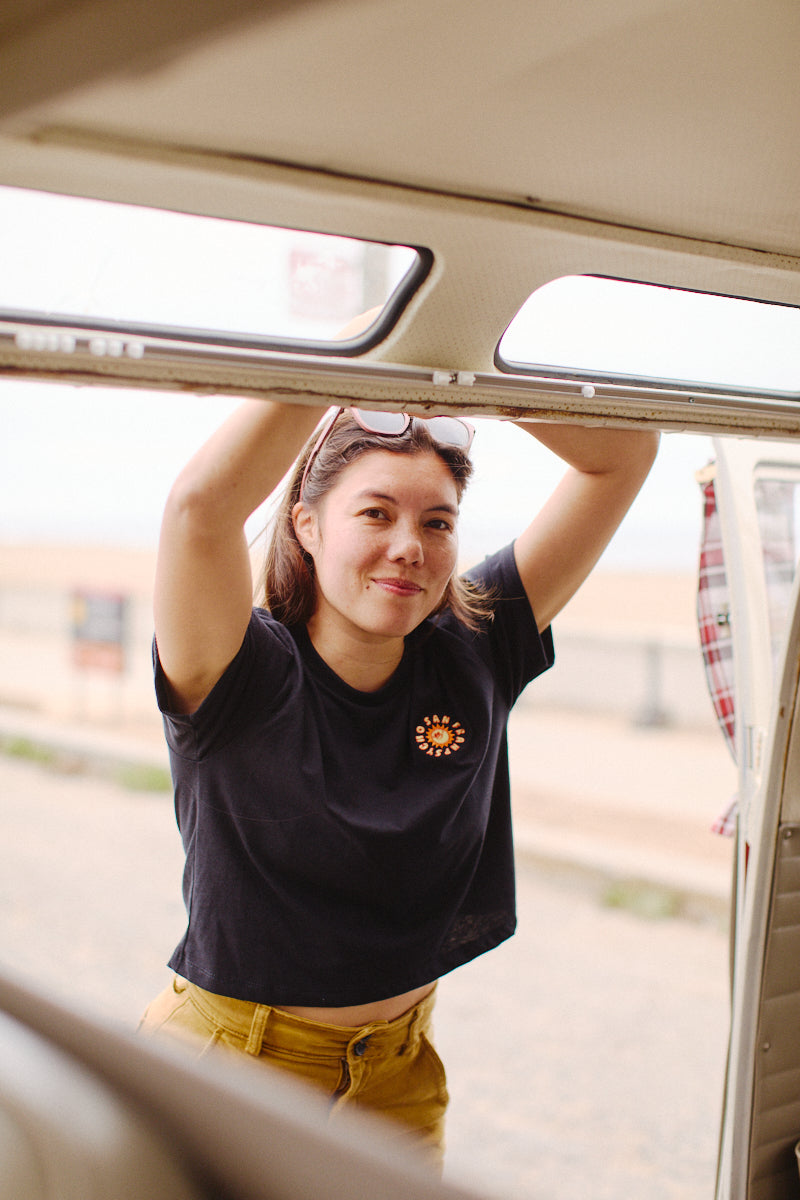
[415,714,466,757]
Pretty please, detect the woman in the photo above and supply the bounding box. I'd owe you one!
[140,396,658,1167]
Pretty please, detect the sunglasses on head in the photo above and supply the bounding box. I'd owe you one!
[298,407,475,502]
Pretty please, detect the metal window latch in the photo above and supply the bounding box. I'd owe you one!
[431,370,476,386]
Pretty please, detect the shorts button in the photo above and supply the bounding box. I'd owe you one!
[353,1039,369,1056]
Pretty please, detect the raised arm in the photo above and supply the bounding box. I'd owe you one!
[154,398,326,714]
[512,422,660,630]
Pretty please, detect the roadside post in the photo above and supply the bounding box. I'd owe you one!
[70,589,129,720]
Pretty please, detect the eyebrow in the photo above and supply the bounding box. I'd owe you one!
[354,489,458,517]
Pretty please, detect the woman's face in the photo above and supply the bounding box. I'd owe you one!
[294,448,460,645]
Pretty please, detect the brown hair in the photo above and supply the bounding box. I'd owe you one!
[258,411,494,631]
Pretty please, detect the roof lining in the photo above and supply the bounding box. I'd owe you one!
[15,123,800,266]
[2,129,800,379]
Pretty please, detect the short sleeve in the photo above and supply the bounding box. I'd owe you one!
[153,609,298,759]
[463,543,555,706]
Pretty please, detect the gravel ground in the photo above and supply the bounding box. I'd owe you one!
[0,753,729,1200]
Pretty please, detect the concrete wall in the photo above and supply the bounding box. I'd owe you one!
[0,582,159,733]
[524,629,716,729]
[0,576,718,735]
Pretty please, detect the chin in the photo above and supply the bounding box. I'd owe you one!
[364,609,425,640]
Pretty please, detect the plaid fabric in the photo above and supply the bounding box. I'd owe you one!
[697,476,736,757]
[710,798,738,838]
[697,474,738,836]
[698,471,799,837]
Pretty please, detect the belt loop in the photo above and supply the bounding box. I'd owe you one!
[245,1003,269,1056]
[400,999,423,1056]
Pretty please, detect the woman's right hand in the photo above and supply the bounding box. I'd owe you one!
[154,398,326,714]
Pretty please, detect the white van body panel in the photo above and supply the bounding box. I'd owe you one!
[712,440,800,1199]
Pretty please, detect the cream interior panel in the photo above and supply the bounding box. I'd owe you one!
[4,0,799,257]
[749,829,800,1200]
[1,141,799,383]
[0,1010,201,1200]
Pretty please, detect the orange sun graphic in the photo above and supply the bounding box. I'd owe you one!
[415,714,466,757]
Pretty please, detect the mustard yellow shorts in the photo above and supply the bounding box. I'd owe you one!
[138,976,449,1170]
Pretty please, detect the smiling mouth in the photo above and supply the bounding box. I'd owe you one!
[373,577,423,596]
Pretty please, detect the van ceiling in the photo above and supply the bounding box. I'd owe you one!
[2,0,798,256]
[1,0,799,431]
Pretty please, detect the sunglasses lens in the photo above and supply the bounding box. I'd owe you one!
[348,408,473,449]
[352,409,409,435]
[425,416,473,448]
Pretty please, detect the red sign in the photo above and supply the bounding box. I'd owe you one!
[71,590,128,674]
[288,246,363,322]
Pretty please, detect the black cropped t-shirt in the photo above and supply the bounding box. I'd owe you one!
[154,543,554,1006]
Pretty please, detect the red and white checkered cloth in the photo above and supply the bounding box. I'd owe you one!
[697,472,798,836]
[697,477,736,755]
[697,475,738,835]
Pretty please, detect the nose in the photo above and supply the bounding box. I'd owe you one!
[388,519,423,564]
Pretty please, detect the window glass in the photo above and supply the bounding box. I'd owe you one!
[754,470,800,664]
[0,186,422,348]
[498,276,800,394]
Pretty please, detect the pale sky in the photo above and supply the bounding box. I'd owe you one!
[0,378,713,571]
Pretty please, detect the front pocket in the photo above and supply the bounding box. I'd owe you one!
[256,1041,346,1099]
[418,1033,450,1107]
[332,1057,352,1101]
[139,978,226,1058]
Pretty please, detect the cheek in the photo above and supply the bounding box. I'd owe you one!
[435,537,459,575]
[428,541,458,596]
[313,530,373,587]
